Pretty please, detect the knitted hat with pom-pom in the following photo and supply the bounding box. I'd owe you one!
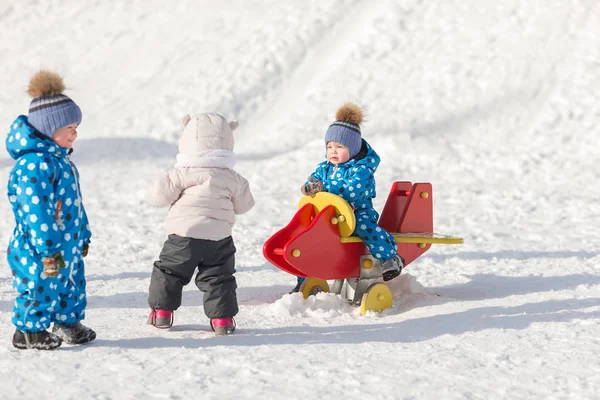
[324,103,363,158]
[27,70,82,137]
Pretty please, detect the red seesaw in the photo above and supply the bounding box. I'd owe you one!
[263,182,463,315]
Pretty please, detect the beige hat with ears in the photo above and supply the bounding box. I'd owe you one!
[179,113,239,153]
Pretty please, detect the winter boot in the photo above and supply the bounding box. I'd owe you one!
[381,255,405,281]
[52,322,97,345]
[210,317,236,336]
[289,277,305,294]
[147,309,173,329]
[12,328,62,350]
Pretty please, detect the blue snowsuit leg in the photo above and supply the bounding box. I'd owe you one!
[354,209,397,263]
[8,239,87,331]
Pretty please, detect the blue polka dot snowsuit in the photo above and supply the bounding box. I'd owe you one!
[5,116,92,333]
[307,139,398,262]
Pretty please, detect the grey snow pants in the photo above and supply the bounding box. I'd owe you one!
[148,234,238,318]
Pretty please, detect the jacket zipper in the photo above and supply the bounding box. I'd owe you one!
[331,165,338,178]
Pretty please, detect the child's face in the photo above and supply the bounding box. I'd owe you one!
[52,123,79,149]
[327,141,350,165]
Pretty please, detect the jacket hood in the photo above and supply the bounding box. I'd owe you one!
[5,115,69,160]
[340,139,380,172]
[179,113,238,153]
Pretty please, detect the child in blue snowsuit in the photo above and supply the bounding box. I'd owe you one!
[5,70,96,350]
[291,103,404,293]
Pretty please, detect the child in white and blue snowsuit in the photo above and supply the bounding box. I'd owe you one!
[5,71,96,350]
[291,103,404,293]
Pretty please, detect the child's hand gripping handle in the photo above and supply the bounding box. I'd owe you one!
[301,176,323,196]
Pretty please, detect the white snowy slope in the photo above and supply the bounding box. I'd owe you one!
[1,0,599,399]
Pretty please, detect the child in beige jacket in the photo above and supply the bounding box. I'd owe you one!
[147,113,254,335]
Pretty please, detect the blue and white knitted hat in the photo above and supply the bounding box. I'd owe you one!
[27,70,82,137]
[324,103,363,158]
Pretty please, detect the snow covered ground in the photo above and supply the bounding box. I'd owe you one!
[1,0,599,398]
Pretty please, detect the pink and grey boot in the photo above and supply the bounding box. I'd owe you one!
[210,317,236,336]
[147,309,173,329]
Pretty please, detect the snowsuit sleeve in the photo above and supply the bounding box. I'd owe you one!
[148,169,185,208]
[232,174,255,215]
[324,164,375,203]
[304,162,328,186]
[72,163,92,244]
[12,153,63,257]
[80,204,92,245]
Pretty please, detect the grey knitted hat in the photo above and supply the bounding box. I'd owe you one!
[27,70,82,137]
[324,103,363,158]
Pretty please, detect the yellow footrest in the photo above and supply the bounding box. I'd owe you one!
[340,232,464,245]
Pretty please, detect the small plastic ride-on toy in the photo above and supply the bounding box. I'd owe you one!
[263,181,463,315]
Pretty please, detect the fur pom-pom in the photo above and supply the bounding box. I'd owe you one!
[27,70,65,98]
[335,103,363,124]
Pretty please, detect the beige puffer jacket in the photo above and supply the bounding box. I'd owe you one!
[149,113,255,240]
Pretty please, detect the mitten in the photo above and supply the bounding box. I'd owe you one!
[82,244,89,258]
[301,177,323,196]
[42,253,66,277]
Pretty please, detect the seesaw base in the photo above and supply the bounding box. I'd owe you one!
[300,254,395,316]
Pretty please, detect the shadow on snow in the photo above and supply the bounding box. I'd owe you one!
[84,297,600,349]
